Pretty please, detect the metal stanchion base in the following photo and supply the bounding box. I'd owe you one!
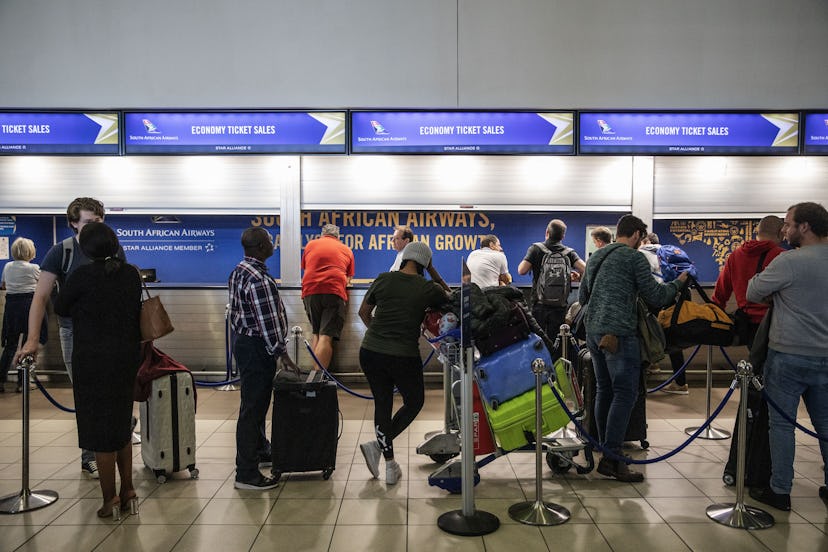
[215,384,239,392]
[438,509,500,536]
[0,489,59,514]
[706,502,774,529]
[509,500,570,526]
[685,426,731,439]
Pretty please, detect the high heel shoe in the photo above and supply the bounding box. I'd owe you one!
[97,497,121,520]
[120,493,139,515]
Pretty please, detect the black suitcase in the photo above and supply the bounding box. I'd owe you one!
[270,373,338,482]
[722,384,771,487]
[579,348,649,449]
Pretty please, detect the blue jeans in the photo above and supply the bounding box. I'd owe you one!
[587,333,641,453]
[764,348,828,494]
[233,334,276,481]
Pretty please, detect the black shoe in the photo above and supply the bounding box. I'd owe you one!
[234,473,279,490]
[597,455,644,483]
[749,486,791,511]
[819,486,827,502]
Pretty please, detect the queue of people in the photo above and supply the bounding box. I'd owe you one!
[1,199,826,510]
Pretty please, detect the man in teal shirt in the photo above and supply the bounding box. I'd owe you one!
[579,214,685,482]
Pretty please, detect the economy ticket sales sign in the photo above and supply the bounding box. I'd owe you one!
[804,113,828,154]
[124,111,346,154]
[0,112,120,154]
[578,112,799,155]
[350,111,574,154]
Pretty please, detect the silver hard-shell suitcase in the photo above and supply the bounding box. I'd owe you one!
[139,372,198,483]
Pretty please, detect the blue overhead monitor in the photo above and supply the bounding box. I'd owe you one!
[0,112,120,154]
[351,111,574,154]
[578,112,799,155]
[803,113,828,154]
[124,111,346,154]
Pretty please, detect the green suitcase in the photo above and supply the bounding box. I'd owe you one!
[484,382,570,451]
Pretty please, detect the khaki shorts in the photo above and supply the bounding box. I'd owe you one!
[303,294,346,339]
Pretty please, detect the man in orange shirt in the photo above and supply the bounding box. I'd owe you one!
[301,224,355,370]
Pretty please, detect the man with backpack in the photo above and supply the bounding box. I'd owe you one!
[16,197,126,479]
[517,219,585,340]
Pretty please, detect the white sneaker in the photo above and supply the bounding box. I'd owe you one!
[385,460,402,485]
[360,441,381,479]
[82,460,99,479]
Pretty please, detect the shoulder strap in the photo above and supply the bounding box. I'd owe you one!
[582,245,623,306]
[60,237,75,278]
[755,250,769,275]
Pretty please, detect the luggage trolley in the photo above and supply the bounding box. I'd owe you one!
[423,333,594,494]
[415,333,462,463]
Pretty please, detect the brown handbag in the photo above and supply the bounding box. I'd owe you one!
[139,276,174,343]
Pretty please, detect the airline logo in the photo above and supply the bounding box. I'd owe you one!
[597,119,615,134]
[824,118,828,128]
[142,119,161,134]
[370,120,389,135]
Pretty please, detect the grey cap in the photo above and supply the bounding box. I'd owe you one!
[401,241,432,268]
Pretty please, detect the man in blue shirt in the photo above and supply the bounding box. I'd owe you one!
[17,197,121,479]
[228,226,299,490]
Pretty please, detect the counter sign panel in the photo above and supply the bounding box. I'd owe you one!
[124,112,345,154]
[0,112,119,154]
[804,113,828,154]
[351,111,574,154]
[579,112,799,154]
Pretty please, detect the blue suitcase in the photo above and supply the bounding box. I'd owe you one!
[474,334,552,410]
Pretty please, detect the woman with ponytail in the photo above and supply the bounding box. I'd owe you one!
[54,222,142,519]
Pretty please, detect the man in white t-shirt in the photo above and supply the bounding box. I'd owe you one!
[466,235,511,288]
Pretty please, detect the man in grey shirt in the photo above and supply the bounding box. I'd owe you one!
[746,201,828,512]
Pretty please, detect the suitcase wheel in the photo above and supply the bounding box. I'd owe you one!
[722,472,735,487]
[322,468,334,480]
[154,470,167,484]
[545,452,572,475]
[189,467,199,480]
[640,440,649,449]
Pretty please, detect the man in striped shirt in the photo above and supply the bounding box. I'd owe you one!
[229,226,299,490]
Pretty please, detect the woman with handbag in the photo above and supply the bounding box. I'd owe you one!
[54,222,142,520]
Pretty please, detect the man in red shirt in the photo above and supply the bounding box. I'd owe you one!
[301,224,355,369]
[713,215,785,348]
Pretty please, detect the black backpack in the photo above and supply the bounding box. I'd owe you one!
[534,243,572,307]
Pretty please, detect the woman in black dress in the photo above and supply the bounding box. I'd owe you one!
[54,222,142,519]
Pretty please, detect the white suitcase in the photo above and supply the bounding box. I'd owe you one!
[139,372,198,483]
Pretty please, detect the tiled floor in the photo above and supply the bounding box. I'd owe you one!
[0,375,826,552]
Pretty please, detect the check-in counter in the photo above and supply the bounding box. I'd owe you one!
[1,283,745,384]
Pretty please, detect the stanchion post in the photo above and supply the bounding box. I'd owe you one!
[685,345,731,439]
[217,304,239,391]
[290,325,303,366]
[0,356,59,514]
[549,324,577,440]
[438,258,499,536]
[509,358,570,525]
[706,360,774,529]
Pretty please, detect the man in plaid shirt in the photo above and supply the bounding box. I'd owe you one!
[229,226,299,490]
